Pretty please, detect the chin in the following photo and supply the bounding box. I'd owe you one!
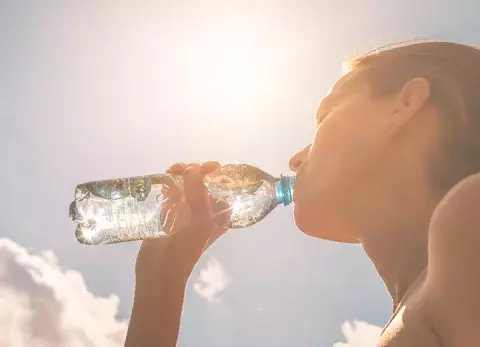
[293,202,360,244]
[293,202,319,236]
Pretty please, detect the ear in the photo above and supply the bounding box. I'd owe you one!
[391,77,431,133]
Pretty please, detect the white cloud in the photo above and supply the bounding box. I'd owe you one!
[333,320,382,347]
[192,257,229,303]
[0,238,128,347]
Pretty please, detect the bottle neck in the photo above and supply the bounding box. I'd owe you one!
[275,175,295,206]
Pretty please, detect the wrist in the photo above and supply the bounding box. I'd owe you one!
[135,247,197,287]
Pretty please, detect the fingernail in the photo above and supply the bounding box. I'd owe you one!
[184,164,201,175]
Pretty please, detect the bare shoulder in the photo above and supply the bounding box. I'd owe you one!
[379,268,444,347]
[424,173,480,346]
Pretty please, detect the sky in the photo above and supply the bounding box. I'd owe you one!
[1,1,480,346]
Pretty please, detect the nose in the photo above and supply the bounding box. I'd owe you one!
[289,144,311,172]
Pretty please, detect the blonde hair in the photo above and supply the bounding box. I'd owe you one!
[350,41,480,191]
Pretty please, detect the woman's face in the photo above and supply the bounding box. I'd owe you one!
[290,67,400,242]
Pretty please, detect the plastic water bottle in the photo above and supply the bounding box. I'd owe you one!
[69,164,295,245]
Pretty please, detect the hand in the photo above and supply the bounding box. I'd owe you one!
[135,162,230,280]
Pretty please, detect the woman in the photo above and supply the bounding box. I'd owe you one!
[125,41,480,347]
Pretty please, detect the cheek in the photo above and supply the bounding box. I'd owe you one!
[311,105,390,175]
[293,104,386,219]
[317,107,377,150]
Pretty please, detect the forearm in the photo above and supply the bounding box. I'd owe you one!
[125,272,188,347]
[125,239,200,347]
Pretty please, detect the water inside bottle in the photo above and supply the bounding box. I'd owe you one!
[208,179,278,228]
[72,176,168,244]
[70,165,280,244]
[203,164,279,228]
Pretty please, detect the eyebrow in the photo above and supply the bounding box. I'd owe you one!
[315,75,359,126]
[315,99,328,126]
[315,94,337,126]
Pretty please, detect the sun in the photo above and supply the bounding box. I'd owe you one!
[182,26,277,111]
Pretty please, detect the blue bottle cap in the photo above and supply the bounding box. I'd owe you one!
[275,175,296,206]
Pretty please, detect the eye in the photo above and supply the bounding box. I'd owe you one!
[316,110,331,127]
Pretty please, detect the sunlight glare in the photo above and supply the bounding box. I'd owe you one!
[182,26,277,112]
[231,197,245,215]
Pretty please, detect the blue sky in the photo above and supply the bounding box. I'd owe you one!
[1,1,480,346]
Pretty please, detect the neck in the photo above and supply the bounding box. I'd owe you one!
[357,176,440,309]
[362,227,429,309]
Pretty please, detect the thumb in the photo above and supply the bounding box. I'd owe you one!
[211,196,231,229]
[201,196,230,252]
[182,164,214,223]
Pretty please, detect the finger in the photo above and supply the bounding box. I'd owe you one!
[161,175,183,202]
[211,197,231,228]
[166,162,189,175]
[164,163,189,199]
[201,161,221,175]
[183,164,212,218]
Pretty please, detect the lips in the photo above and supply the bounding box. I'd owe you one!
[292,175,301,203]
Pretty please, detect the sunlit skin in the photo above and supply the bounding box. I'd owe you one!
[289,67,480,346]
[291,67,439,244]
[125,67,480,347]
